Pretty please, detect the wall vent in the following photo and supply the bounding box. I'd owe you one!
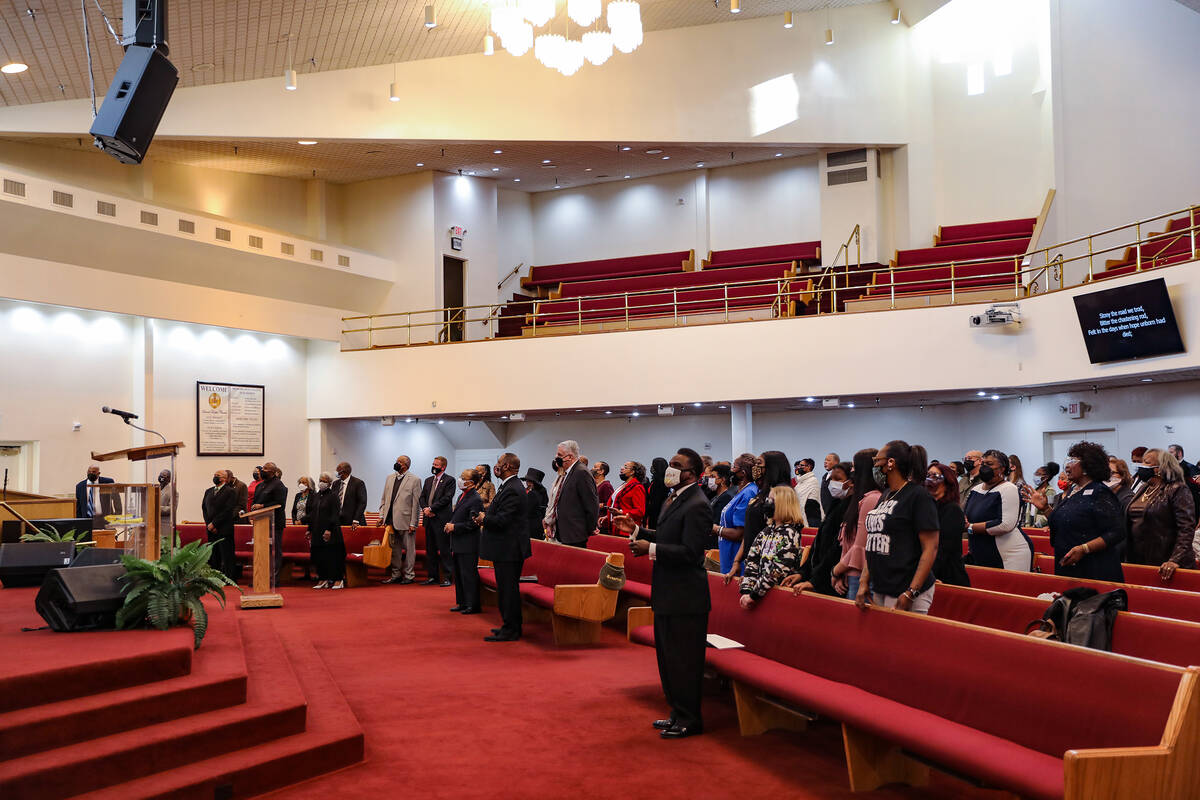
[178,219,195,234]
[827,166,868,186]
[310,248,324,262]
[97,200,117,217]
[215,227,232,242]
[52,190,74,208]
[281,242,295,256]
[827,148,867,168]
[248,235,263,249]
[337,254,351,268]
[3,179,26,197]
[140,210,159,226]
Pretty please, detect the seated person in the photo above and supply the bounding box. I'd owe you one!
[737,486,806,610]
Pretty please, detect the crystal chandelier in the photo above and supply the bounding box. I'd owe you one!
[488,0,642,74]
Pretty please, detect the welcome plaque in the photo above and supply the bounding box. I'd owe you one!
[197,381,265,456]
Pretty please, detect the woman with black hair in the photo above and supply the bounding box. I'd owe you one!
[646,457,669,528]
[965,448,1031,571]
[783,460,854,596]
[1023,441,1125,582]
[857,440,940,614]
[715,453,758,574]
[724,451,793,580]
[829,449,881,599]
[924,462,970,586]
[474,463,496,508]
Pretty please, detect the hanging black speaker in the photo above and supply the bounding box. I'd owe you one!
[89,44,178,165]
[35,564,127,632]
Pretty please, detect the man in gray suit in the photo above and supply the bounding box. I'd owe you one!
[546,439,598,547]
[380,455,423,584]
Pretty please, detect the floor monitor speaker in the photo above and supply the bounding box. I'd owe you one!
[35,564,127,632]
[0,542,76,588]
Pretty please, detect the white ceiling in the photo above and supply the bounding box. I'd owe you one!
[0,0,884,107]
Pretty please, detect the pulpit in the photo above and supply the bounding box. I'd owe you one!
[240,505,283,609]
[91,442,184,557]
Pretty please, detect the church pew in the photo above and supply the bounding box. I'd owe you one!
[521,250,694,291]
[1032,554,1200,593]
[553,260,796,299]
[894,236,1031,269]
[867,257,1022,296]
[704,240,821,269]
[960,533,1054,557]
[627,573,1198,799]
[937,217,1036,246]
[587,534,651,601]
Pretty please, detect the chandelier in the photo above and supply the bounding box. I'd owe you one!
[488,0,643,75]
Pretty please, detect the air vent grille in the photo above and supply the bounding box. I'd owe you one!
[3,179,26,197]
[52,190,73,207]
[178,219,195,234]
[97,200,117,217]
[338,254,351,268]
[827,167,868,186]
[215,227,232,242]
[310,248,324,262]
[248,235,263,249]
[827,148,867,168]
[281,242,295,256]
[140,210,159,226]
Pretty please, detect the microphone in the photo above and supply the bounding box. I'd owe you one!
[102,405,139,422]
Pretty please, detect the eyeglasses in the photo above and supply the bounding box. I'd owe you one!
[925,473,945,483]
[1064,458,1080,468]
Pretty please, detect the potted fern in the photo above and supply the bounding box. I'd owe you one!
[116,539,240,649]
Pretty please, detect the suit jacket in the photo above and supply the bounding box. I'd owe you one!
[553,461,598,544]
[448,489,484,554]
[420,472,456,527]
[76,477,121,519]
[379,470,422,530]
[252,477,288,536]
[481,477,531,562]
[820,472,833,514]
[292,491,316,525]
[231,479,249,514]
[525,481,549,540]
[202,483,237,535]
[635,482,712,616]
[309,488,342,541]
[332,475,368,525]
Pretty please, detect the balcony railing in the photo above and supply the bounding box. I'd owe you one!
[341,204,1199,351]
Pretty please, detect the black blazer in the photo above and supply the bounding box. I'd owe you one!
[292,491,316,525]
[308,488,342,542]
[332,475,368,525]
[252,477,288,535]
[420,472,456,525]
[554,463,598,544]
[635,482,712,616]
[481,477,531,562]
[525,482,549,539]
[76,477,121,518]
[820,472,833,513]
[448,489,484,554]
[202,483,237,534]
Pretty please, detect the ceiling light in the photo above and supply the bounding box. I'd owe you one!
[784,11,793,28]
[976,390,986,396]
[623,175,631,179]
[483,33,495,55]
[805,396,815,402]
[494,149,503,154]
[620,145,632,151]
[438,419,445,424]
[284,68,298,91]
[847,402,856,408]
[646,148,662,154]
[730,0,740,12]
[424,4,437,28]
[542,159,551,163]
[692,402,701,407]
[825,28,835,45]
[584,167,593,171]
[631,411,640,417]
[775,152,783,157]
[696,162,704,168]
[568,0,601,26]
[468,171,476,175]
[891,7,903,24]
[608,1,644,53]
[582,30,614,65]
[1141,377,1154,383]
[297,140,317,145]
[991,394,1000,401]
[718,405,728,409]
[492,167,500,172]
[416,161,425,166]
[605,410,613,414]
[661,156,670,160]
[514,178,521,182]
[521,0,556,27]
[1,62,29,75]
[389,82,400,101]
[405,418,414,423]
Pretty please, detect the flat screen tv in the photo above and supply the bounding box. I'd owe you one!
[1072,277,1185,364]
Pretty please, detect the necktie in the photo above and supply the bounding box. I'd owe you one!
[90,484,99,517]
[340,479,348,505]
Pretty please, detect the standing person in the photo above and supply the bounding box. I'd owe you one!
[380,456,422,585]
[250,462,288,582]
[959,450,984,508]
[1022,462,1059,526]
[1169,444,1198,479]
[227,471,249,516]
[247,467,262,512]
[857,441,940,614]
[420,456,456,586]
[202,469,237,581]
[707,464,735,538]
[309,471,345,590]
[76,465,121,527]
[475,453,529,642]
[332,462,368,526]
[447,469,484,614]
[828,449,882,600]
[157,469,177,541]
[545,440,597,547]
[614,448,711,739]
[786,460,854,596]
[924,462,970,586]
[292,476,316,526]
[521,467,548,541]
[608,461,648,529]
[475,463,496,509]
[819,452,840,516]
[593,461,614,533]
[726,451,794,577]
[714,453,757,574]
[1107,457,1135,510]
[1124,448,1197,580]
[700,455,717,499]
[645,457,670,528]
[965,449,1031,571]
[1023,442,1125,582]
[793,458,822,527]
[1130,447,1151,495]
[1008,455,1029,492]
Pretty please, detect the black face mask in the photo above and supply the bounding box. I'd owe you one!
[761,497,776,518]
[394,462,404,473]
[158,476,169,486]
[618,471,629,482]
[212,476,221,486]
[1137,466,1155,481]
[977,465,995,483]
[963,459,976,473]
[552,456,564,471]
[87,474,99,482]
[431,466,442,475]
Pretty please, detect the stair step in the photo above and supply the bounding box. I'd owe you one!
[0,618,307,800]
[0,611,247,761]
[74,618,364,800]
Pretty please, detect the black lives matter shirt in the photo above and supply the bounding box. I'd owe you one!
[864,482,939,597]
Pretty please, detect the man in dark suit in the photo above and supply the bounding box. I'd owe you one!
[76,465,121,526]
[521,467,548,541]
[202,469,238,580]
[614,447,711,739]
[225,471,249,514]
[475,452,529,642]
[547,440,597,546]
[420,456,456,586]
[250,462,288,580]
[819,452,840,515]
[332,462,368,526]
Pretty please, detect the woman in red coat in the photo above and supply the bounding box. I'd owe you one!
[607,461,648,529]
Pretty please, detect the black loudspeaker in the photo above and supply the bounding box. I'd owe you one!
[89,44,178,165]
[0,542,75,588]
[35,564,126,632]
[72,547,125,567]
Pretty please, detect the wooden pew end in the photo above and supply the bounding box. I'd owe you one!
[732,681,811,736]
[627,606,654,641]
[842,723,930,792]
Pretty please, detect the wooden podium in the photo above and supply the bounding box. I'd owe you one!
[240,505,283,609]
[91,442,184,559]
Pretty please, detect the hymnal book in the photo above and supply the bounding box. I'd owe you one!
[706,634,744,650]
[519,575,538,583]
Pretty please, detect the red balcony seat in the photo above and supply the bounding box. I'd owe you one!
[554,261,795,299]
[530,279,811,326]
[705,241,821,268]
[521,250,694,291]
[895,237,1030,269]
[867,258,1020,295]
[937,217,1037,246]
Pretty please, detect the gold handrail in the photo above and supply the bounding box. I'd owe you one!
[813,224,860,315]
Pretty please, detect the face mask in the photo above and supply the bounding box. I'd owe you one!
[873,466,888,487]
[319,480,331,491]
[431,466,442,475]
[751,465,765,481]
[795,469,803,476]
[88,474,98,482]
[1137,466,1154,481]
[663,466,682,488]
[828,480,847,499]
[458,479,469,491]
[212,476,221,486]
[619,471,629,482]
[298,484,307,492]
[158,476,169,486]
[923,476,941,492]
[1057,479,1070,491]
[762,497,776,518]
[706,477,717,491]
[552,456,565,471]
[963,459,976,473]
[977,465,996,483]
[394,462,404,473]
[1105,477,1121,490]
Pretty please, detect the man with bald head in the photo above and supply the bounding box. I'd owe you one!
[332,461,368,526]
[380,455,422,584]
[250,462,288,580]
[960,449,984,508]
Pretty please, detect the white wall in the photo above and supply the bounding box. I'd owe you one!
[497,189,535,294]
[321,419,457,512]
[707,156,822,255]
[433,173,500,331]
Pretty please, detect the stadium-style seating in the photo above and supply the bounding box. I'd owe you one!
[702,240,821,269]
[520,250,694,293]
[551,260,796,299]
[936,217,1037,246]
[1096,213,1199,280]
[1032,554,1200,593]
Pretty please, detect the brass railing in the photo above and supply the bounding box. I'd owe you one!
[341,205,1198,351]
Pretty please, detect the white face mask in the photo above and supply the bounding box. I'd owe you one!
[1105,477,1121,489]
[706,477,717,491]
[663,466,682,488]
[318,481,331,491]
[828,480,847,499]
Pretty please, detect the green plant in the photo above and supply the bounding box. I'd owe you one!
[116,539,240,649]
[19,526,93,545]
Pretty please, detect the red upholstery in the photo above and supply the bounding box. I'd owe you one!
[176,523,423,569]
[1033,554,1200,593]
[1100,216,1198,276]
[966,565,1200,623]
[706,241,820,268]
[939,218,1036,246]
[895,237,1029,269]
[959,533,1051,557]
[555,261,794,299]
[868,257,1021,295]
[532,280,807,326]
[587,535,651,600]
[490,539,610,608]
[522,251,692,289]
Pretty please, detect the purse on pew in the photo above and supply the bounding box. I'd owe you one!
[1024,587,1127,650]
[362,525,394,569]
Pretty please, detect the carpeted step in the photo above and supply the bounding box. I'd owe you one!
[0,618,307,800]
[73,618,364,800]
[0,610,248,761]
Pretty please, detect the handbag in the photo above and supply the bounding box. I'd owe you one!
[1024,618,1058,640]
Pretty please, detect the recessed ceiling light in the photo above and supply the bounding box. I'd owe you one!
[805,396,815,403]
[991,394,1000,401]
[976,391,986,396]
[494,149,503,154]
[1,62,29,74]
[696,162,705,168]
[405,417,414,423]
[542,159,551,163]
[297,140,317,145]
[1141,377,1154,383]
[192,63,215,72]
[718,405,728,409]
[693,402,701,407]
[624,174,631,179]
[631,411,640,417]
[620,146,632,151]
[605,410,613,414]
[646,148,662,155]
[437,419,445,424]
[584,167,592,171]
[492,167,500,172]
[774,152,783,157]
[661,156,670,160]
[416,162,424,166]
[847,402,856,408]
[513,178,520,182]
[468,170,476,175]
